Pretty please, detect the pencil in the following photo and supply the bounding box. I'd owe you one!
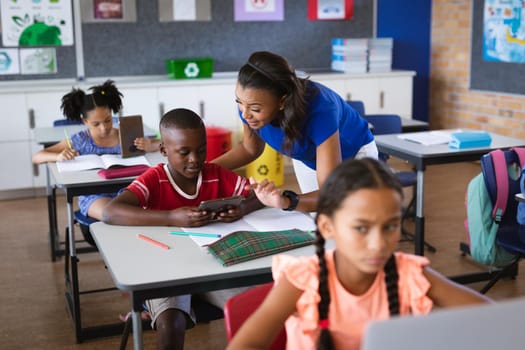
[169,231,222,238]
[137,233,170,250]
[64,129,73,149]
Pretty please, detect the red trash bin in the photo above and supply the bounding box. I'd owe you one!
[206,126,232,162]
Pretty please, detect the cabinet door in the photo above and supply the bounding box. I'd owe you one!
[376,76,413,118]
[345,78,380,114]
[0,93,29,141]
[119,87,160,133]
[198,83,239,129]
[157,85,201,119]
[0,141,34,190]
[26,91,66,130]
[314,77,347,99]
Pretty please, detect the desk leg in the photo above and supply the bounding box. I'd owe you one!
[46,164,60,261]
[414,169,425,256]
[131,294,144,350]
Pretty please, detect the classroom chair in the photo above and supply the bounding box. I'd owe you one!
[53,119,83,126]
[223,282,286,350]
[346,100,366,117]
[363,114,436,253]
[119,296,224,350]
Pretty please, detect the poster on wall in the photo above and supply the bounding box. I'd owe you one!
[19,48,57,74]
[0,49,20,75]
[483,0,525,63]
[82,0,137,23]
[307,0,353,21]
[0,0,73,47]
[94,0,123,19]
[234,0,284,22]
[159,0,211,21]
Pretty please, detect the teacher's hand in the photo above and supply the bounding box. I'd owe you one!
[248,177,288,209]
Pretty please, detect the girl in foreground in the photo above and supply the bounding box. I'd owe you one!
[229,158,491,349]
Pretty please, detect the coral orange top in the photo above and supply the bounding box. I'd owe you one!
[272,251,433,350]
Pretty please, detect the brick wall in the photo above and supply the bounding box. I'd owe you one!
[430,0,525,139]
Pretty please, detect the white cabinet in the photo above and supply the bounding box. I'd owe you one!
[313,71,415,119]
[119,86,160,132]
[0,141,33,190]
[0,93,29,141]
[157,85,201,117]
[26,91,65,128]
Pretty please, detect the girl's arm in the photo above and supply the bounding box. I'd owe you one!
[32,140,77,163]
[226,276,302,350]
[212,123,266,170]
[102,190,212,227]
[424,267,493,308]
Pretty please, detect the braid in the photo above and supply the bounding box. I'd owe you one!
[89,79,123,114]
[315,230,334,350]
[384,254,400,316]
[60,88,85,122]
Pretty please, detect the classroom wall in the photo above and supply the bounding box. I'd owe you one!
[377,0,431,122]
[429,0,525,139]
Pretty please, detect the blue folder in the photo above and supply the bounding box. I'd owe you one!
[448,131,492,149]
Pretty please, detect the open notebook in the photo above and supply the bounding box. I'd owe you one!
[56,154,150,172]
[179,207,316,247]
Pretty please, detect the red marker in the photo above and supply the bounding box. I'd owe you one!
[137,233,170,250]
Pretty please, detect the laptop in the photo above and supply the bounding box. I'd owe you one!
[118,115,145,158]
[361,297,525,350]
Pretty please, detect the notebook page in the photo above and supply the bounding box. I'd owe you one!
[397,130,459,146]
[56,154,104,172]
[100,154,150,168]
[242,207,316,232]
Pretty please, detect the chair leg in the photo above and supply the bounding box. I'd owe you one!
[119,317,133,350]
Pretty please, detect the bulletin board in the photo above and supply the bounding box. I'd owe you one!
[0,0,373,81]
[470,0,525,94]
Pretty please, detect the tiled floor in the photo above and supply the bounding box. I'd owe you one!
[1,160,524,349]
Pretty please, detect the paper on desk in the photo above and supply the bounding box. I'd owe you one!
[182,207,316,247]
[397,130,460,146]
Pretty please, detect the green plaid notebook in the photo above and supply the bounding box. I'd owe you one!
[207,229,315,266]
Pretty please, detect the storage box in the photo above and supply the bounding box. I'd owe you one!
[165,57,213,79]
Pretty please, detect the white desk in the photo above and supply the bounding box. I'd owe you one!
[375,131,525,256]
[90,221,329,350]
[48,151,164,342]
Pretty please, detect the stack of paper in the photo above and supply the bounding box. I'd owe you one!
[331,38,368,74]
[368,38,393,72]
[56,154,151,173]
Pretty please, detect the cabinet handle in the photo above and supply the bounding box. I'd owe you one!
[380,91,385,109]
[346,93,351,101]
[28,108,35,129]
[199,101,205,119]
[159,102,164,120]
[33,164,39,177]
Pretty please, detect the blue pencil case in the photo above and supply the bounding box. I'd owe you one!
[448,131,492,149]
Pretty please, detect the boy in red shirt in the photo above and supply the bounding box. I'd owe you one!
[103,108,264,349]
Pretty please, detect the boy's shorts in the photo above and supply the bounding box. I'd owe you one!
[145,295,196,330]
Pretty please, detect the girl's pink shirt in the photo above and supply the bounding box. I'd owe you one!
[272,250,433,350]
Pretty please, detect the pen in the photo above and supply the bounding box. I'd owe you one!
[169,231,222,238]
[64,129,73,149]
[137,233,170,250]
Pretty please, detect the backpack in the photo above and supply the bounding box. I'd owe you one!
[465,148,525,267]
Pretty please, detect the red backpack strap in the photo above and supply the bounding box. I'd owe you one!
[491,149,509,221]
[511,147,525,167]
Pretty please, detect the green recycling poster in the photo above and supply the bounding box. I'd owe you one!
[1,0,73,47]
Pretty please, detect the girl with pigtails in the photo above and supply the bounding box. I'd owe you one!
[32,80,155,220]
[228,158,491,350]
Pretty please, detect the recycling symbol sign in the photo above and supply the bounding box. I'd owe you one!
[257,164,269,176]
[184,62,200,78]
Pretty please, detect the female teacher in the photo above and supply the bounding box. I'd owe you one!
[212,51,377,213]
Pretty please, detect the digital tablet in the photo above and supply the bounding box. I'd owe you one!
[197,196,244,213]
[118,115,145,158]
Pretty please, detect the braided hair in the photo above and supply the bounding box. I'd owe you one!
[314,158,402,349]
[238,51,317,152]
[60,79,123,122]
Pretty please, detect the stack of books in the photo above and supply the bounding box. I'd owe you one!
[331,38,368,74]
[368,38,393,72]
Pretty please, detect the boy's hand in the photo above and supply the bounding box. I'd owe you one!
[171,207,214,227]
[215,206,243,223]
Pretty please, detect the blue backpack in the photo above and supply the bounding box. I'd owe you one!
[465,148,525,267]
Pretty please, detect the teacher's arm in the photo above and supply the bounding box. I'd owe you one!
[212,123,266,170]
